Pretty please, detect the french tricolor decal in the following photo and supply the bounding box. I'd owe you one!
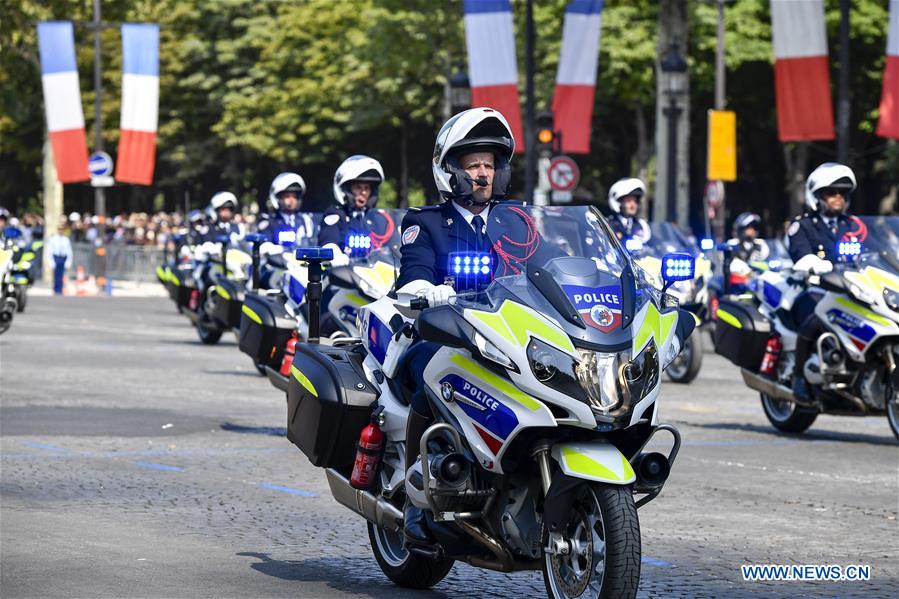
[552,0,603,154]
[37,22,90,183]
[117,24,159,185]
[770,0,835,141]
[464,0,524,152]
[877,0,899,139]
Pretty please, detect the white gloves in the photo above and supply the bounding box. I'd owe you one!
[396,280,456,307]
[793,254,833,275]
[322,243,349,267]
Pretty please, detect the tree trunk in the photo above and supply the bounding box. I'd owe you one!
[783,142,809,219]
[634,101,652,220]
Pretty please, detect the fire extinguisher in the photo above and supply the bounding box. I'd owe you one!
[350,415,385,490]
[760,335,782,375]
[279,332,299,376]
[188,289,199,311]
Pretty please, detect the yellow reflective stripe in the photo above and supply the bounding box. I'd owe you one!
[749,261,769,271]
[290,365,317,397]
[834,296,891,326]
[498,301,575,353]
[21,252,35,262]
[31,241,43,250]
[468,309,517,346]
[634,303,679,352]
[864,266,899,295]
[449,353,541,411]
[241,304,262,325]
[215,286,231,301]
[345,292,368,307]
[561,446,634,482]
[156,266,166,280]
[716,308,742,329]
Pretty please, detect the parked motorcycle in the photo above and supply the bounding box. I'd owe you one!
[286,205,696,598]
[0,235,19,333]
[715,216,899,440]
[628,223,711,383]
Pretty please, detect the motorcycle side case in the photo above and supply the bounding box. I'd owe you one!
[238,292,295,367]
[714,298,771,370]
[170,268,193,308]
[287,343,378,470]
[211,278,244,329]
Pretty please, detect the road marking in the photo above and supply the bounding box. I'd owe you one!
[642,556,674,567]
[256,483,317,497]
[131,461,184,472]
[22,441,73,453]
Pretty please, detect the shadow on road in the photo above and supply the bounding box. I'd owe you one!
[691,421,896,446]
[221,422,287,436]
[237,552,453,598]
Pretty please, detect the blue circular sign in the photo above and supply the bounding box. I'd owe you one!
[88,152,114,177]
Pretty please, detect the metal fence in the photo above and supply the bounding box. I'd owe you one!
[68,242,166,283]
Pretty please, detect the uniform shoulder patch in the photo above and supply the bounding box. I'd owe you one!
[323,214,340,226]
[787,221,800,236]
[402,225,421,245]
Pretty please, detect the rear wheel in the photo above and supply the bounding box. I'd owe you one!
[15,287,26,312]
[760,393,818,433]
[367,517,453,589]
[666,332,702,384]
[542,483,640,599]
[196,322,223,345]
[886,387,899,442]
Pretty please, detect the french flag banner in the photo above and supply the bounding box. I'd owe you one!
[464,0,524,152]
[877,0,899,139]
[117,23,159,185]
[770,0,835,141]
[552,0,604,154]
[37,22,90,183]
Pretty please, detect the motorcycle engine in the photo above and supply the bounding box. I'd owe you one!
[858,368,889,410]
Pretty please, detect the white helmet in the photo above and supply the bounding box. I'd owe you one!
[333,155,385,207]
[268,172,306,212]
[433,107,515,203]
[805,162,856,212]
[210,191,238,211]
[608,178,646,215]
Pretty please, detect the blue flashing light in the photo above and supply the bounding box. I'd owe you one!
[344,232,373,256]
[661,253,695,283]
[295,246,334,261]
[625,238,643,252]
[837,240,862,257]
[277,230,297,245]
[700,238,714,251]
[448,252,492,285]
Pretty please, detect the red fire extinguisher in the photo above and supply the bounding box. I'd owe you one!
[351,416,385,490]
[760,335,782,375]
[279,332,299,376]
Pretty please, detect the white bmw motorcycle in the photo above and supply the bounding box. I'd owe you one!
[286,205,696,598]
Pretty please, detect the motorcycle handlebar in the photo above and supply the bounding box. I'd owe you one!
[409,297,430,311]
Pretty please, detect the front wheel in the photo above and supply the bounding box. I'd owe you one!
[760,393,818,433]
[665,332,703,384]
[886,388,899,442]
[15,287,26,312]
[542,483,640,599]
[196,322,223,345]
[367,520,454,589]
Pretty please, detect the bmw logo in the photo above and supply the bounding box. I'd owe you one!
[590,304,614,327]
[441,382,454,401]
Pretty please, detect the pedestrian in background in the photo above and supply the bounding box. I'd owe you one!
[46,223,73,295]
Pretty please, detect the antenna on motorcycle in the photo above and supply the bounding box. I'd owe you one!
[295,246,334,344]
[244,233,264,291]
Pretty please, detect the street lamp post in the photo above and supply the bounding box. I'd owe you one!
[449,67,471,116]
[660,43,687,222]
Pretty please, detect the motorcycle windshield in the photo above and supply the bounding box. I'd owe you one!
[859,216,899,262]
[646,222,696,256]
[452,204,651,349]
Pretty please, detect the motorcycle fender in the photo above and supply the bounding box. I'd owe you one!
[551,442,635,485]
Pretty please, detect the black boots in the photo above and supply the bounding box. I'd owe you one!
[403,408,434,545]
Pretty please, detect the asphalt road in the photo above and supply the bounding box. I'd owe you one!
[1,296,896,599]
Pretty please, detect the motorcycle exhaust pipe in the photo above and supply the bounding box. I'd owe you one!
[325,468,403,532]
[633,452,670,493]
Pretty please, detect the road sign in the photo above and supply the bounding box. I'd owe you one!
[547,155,580,192]
[91,176,115,188]
[707,110,736,181]
[89,151,114,177]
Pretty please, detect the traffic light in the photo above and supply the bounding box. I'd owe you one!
[536,111,555,155]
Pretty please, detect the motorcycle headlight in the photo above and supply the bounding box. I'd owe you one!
[527,339,583,400]
[575,350,622,412]
[848,282,877,306]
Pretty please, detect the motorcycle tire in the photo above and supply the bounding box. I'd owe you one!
[886,394,899,442]
[542,483,640,599]
[367,519,454,589]
[760,393,818,433]
[665,331,703,384]
[196,322,223,345]
[15,288,26,313]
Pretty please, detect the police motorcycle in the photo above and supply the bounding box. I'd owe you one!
[157,211,206,312]
[4,230,41,314]
[714,219,899,440]
[286,204,696,598]
[625,224,711,383]
[0,233,21,333]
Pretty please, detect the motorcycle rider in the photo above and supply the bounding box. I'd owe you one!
[728,212,770,263]
[606,178,651,245]
[318,155,388,267]
[787,162,864,401]
[194,192,243,291]
[257,173,314,289]
[394,107,516,547]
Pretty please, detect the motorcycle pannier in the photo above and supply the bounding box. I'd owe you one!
[713,299,771,370]
[238,292,295,366]
[287,343,378,469]
[211,279,244,329]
